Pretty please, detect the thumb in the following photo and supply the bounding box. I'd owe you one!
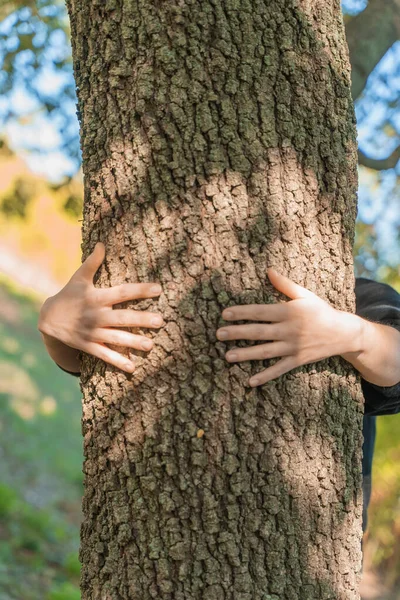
[267,267,315,300]
[77,242,106,281]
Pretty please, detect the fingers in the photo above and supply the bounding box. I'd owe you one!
[91,328,156,351]
[222,303,287,322]
[77,242,106,281]
[99,282,162,306]
[83,341,137,373]
[216,323,281,342]
[267,268,315,301]
[225,342,290,363]
[96,309,164,329]
[248,356,298,387]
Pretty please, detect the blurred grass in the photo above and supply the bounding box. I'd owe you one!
[0,275,82,599]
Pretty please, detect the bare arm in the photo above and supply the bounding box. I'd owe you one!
[341,314,400,387]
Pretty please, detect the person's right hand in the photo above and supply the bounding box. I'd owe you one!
[38,242,164,373]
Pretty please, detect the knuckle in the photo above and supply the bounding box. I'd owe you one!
[254,306,266,320]
[110,330,126,345]
[113,285,126,303]
[117,313,129,327]
[269,325,279,339]
[122,284,134,300]
[261,346,271,359]
[290,337,301,352]
[113,313,124,327]
[105,330,117,344]
[267,324,276,337]
[107,310,124,327]
[87,287,102,306]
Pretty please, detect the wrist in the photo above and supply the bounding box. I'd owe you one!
[337,311,366,360]
[339,317,400,387]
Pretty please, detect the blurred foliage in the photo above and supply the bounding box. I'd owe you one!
[0,136,82,285]
[0,137,14,158]
[354,221,380,278]
[62,192,83,220]
[0,0,72,104]
[0,0,79,166]
[0,177,35,218]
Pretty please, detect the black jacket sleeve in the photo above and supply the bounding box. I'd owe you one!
[355,277,400,416]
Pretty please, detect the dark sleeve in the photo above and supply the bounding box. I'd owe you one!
[56,363,81,377]
[355,277,400,416]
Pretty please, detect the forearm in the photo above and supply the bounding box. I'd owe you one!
[39,332,81,373]
[340,312,400,387]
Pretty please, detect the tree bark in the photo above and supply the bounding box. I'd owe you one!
[66,0,364,598]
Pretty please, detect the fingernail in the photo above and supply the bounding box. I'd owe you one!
[141,340,153,350]
[227,353,237,361]
[217,330,228,340]
[125,362,134,371]
[224,310,233,319]
[151,316,163,326]
[250,378,259,387]
[150,285,161,293]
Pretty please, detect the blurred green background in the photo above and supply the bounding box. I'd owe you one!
[0,0,399,599]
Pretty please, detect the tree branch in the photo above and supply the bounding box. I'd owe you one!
[358,145,400,170]
[345,0,400,101]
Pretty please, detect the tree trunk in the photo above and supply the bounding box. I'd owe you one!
[66,0,364,598]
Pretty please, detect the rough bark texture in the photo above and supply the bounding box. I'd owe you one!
[66,0,364,598]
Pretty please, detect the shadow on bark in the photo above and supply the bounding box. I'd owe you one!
[79,351,362,598]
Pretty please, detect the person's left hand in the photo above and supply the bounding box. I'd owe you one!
[216,268,359,387]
